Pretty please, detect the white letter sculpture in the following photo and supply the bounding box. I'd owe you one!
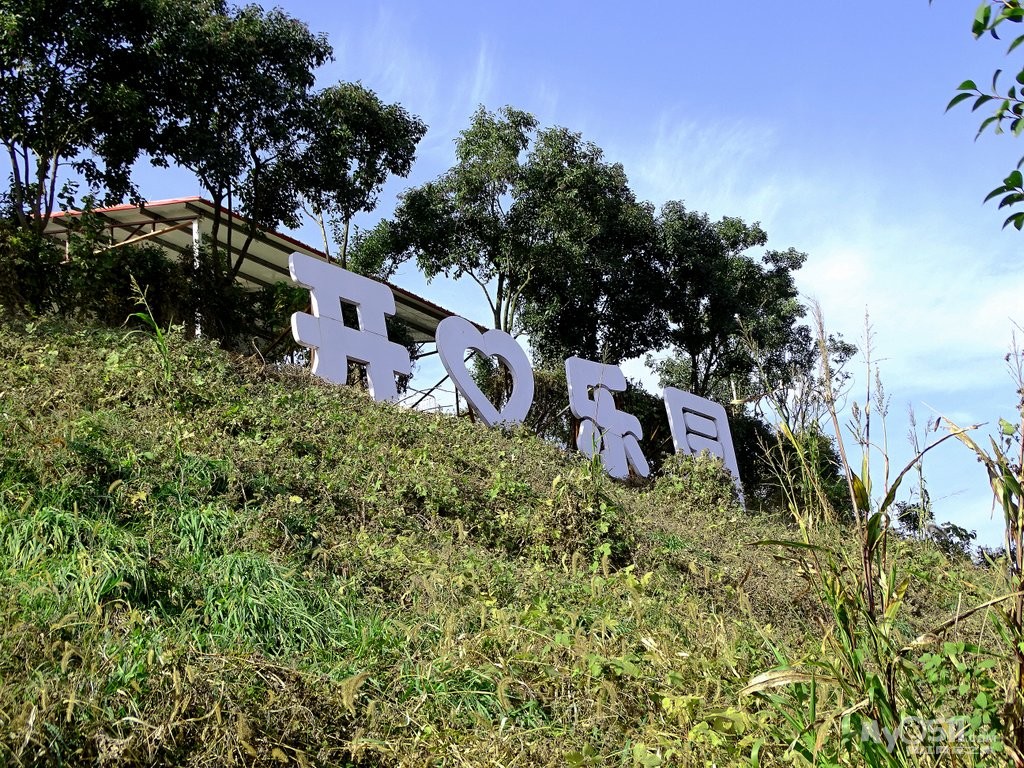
[289,253,411,402]
[565,357,649,480]
[435,316,534,427]
[663,387,743,504]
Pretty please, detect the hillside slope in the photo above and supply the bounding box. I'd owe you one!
[0,320,997,766]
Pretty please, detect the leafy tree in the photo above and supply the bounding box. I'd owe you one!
[767,421,853,519]
[0,219,66,311]
[0,0,167,234]
[929,521,978,559]
[153,2,332,275]
[944,0,1024,229]
[354,105,538,333]
[515,127,666,365]
[356,106,665,364]
[650,202,812,401]
[977,540,1021,568]
[649,205,859,509]
[293,84,426,266]
[891,483,975,560]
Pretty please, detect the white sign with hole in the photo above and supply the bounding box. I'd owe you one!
[289,253,742,496]
[435,316,534,428]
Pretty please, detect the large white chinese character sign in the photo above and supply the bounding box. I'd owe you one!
[663,387,743,502]
[565,357,649,480]
[288,253,741,490]
[435,316,534,427]
[289,253,411,402]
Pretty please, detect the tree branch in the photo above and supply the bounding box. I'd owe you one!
[505,269,533,336]
[464,267,498,320]
[494,270,506,331]
[41,150,61,234]
[5,143,28,228]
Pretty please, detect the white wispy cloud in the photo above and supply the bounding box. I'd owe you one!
[616,109,1024,403]
[460,40,494,118]
[349,8,440,116]
[621,115,790,222]
[798,211,1024,397]
[609,109,1021,543]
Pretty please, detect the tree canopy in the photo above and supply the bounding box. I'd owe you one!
[0,0,426,271]
[515,126,666,366]
[944,0,1024,230]
[651,201,814,402]
[353,105,666,365]
[352,105,542,330]
[154,2,332,273]
[0,0,167,233]
[294,83,426,265]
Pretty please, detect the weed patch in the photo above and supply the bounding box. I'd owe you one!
[0,319,1006,766]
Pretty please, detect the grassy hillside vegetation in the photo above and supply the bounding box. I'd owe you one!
[0,319,1011,766]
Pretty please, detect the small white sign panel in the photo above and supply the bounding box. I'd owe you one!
[435,316,535,427]
[663,387,743,503]
[565,356,649,480]
[289,253,411,402]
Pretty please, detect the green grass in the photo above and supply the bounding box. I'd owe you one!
[0,318,1005,766]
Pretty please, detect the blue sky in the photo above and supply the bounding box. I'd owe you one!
[134,1,1024,545]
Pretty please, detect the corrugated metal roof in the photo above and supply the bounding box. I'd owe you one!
[45,197,461,343]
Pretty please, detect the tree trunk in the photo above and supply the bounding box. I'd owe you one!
[209,191,224,279]
[494,271,506,331]
[226,182,235,274]
[340,218,350,268]
[314,207,331,261]
[6,144,29,230]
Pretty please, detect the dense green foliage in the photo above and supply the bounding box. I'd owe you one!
[651,203,824,402]
[0,320,1009,766]
[356,107,819,380]
[945,0,1024,230]
[352,105,665,365]
[0,222,312,354]
[0,0,167,233]
[0,0,426,272]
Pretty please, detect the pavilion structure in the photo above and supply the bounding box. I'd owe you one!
[44,196,472,411]
[43,196,466,343]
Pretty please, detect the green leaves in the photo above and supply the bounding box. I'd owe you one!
[952,1,1024,231]
[973,0,993,37]
[851,472,870,513]
[374,105,669,363]
[294,83,426,236]
[655,202,812,410]
[945,92,973,112]
[982,166,1024,227]
[0,0,171,232]
[974,93,995,111]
